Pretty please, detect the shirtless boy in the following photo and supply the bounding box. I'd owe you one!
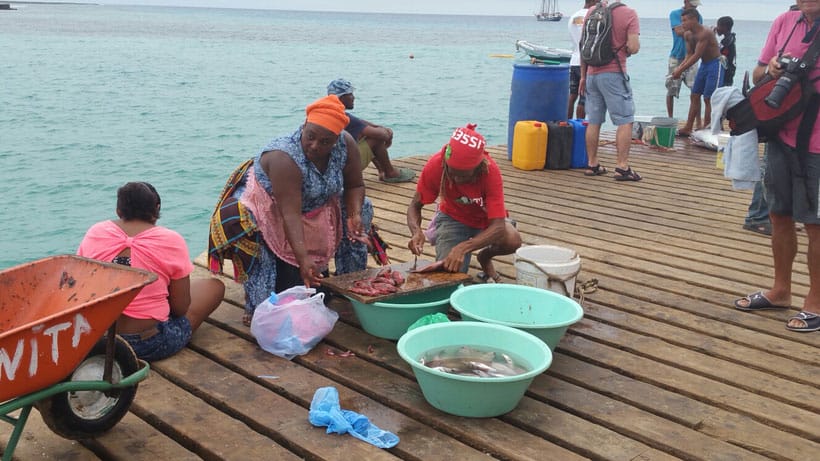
[671,8,723,136]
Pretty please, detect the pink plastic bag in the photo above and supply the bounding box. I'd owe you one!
[250,286,339,360]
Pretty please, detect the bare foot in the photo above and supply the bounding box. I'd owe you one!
[379,167,415,183]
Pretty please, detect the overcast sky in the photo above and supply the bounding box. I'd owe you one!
[94,1,792,21]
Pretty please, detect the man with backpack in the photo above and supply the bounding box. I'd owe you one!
[733,0,820,333]
[579,0,642,181]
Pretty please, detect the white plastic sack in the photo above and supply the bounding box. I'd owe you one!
[250,286,339,360]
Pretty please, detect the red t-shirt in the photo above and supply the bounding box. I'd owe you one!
[416,149,507,229]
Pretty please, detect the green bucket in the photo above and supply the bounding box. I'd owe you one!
[649,116,677,148]
[347,285,459,340]
[397,321,552,417]
[449,284,583,351]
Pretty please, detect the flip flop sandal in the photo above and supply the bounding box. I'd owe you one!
[584,164,608,176]
[786,311,820,332]
[476,271,501,284]
[733,291,790,311]
[381,167,416,183]
[742,222,772,236]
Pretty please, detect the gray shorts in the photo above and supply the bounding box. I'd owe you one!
[434,212,481,273]
[585,72,635,126]
[665,57,697,98]
[764,138,820,224]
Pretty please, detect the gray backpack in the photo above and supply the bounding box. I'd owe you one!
[580,1,625,67]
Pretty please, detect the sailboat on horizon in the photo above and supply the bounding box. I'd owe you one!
[535,0,563,22]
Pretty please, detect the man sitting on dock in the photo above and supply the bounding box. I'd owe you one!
[406,124,521,282]
[327,78,415,183]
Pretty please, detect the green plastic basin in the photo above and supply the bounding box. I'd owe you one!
[397,321,552,417]
[347,285,459,340]
[450,284,583,351]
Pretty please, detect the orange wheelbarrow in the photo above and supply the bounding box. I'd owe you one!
[0,255,157,460]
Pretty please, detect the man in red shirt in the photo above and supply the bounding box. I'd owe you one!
[406,124,521,282]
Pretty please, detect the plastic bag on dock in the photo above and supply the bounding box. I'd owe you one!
[406,313,450,332]
[309,386,399,449]
[250,286,338,360]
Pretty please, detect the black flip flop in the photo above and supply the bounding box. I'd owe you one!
[734,291,790,311]
[742,222,772,236]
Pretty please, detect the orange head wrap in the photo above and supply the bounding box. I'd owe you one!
[305,95,349,135]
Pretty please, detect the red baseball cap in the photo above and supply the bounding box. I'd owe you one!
[444,123,487,170]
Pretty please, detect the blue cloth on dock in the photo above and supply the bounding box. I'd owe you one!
[308,386,399,449]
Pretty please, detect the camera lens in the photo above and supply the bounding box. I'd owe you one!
[765,74,796,109]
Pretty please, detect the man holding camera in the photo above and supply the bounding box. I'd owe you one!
[733,0,820,333]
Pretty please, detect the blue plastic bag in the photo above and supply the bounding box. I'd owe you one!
[308,386,399,449]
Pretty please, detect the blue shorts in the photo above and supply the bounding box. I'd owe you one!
[692,58,724,99]
[434,212,482,273]
[764,138,820,224]
[120,316,192,362]
[585,72,634,126]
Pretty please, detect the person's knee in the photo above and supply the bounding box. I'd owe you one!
[199,277,225,307]
[367,138,387,151]
[211,278,226,301]
[508,229,523,251]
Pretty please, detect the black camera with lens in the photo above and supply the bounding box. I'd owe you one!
[764,55,808,109]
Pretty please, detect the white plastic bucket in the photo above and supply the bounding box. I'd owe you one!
[514,245,581,298]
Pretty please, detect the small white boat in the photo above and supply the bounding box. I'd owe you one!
[515,40,572,63]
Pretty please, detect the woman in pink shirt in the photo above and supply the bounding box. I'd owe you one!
[78,182,225,361]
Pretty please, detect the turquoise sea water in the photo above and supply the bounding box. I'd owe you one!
[0,4,772,268]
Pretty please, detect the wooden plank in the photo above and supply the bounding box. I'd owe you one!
[528,375,771,461]
[0,409,99,461]
[548,355,819,461]
[149,347,401,461]
[559,334,820,440]
[580,300,820,384]
[313,319,764,461]
[317,320,676,461]
[198,312,566,461]
[81,412,200,460]
[130,372,302,461]
[321,260,470,304]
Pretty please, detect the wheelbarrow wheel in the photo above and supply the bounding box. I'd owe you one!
[35,335,140,440]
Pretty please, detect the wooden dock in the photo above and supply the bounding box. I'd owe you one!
[3,134,819,460]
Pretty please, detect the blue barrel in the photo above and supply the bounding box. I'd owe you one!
[507,63,570,159]
[568,118,588,168]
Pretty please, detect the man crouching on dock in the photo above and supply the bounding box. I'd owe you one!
[406,123,521,283]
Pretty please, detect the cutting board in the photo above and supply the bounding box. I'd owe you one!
[321,260,471,304]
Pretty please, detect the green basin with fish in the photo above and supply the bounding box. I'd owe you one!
[397,321,552,417]
[347,285,459,340]
[450,284,583,351]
